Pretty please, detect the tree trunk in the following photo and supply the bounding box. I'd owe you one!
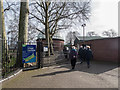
[0,0,7,41]
[0,0,8,64]
[17,0,29,67]
[45,2,50,56]
[50,36,54,55]
[0,0,2,71]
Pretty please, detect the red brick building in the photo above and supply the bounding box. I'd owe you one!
[37,32,64,51]
[37,38,64,51]
[74,37,119,63]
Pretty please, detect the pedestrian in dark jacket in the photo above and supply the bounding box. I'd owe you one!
[83,45,87,62]
[85,46,93,68]
[69,46,77,69]
[78,46,84,64]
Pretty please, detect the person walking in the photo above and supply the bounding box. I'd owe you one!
[69,46,77,69]
[78,45,84,64]
[83,45,87,62]
[85,46,93,68]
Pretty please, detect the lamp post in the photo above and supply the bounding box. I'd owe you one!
[81,24,86,43]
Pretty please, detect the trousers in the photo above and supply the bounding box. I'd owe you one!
[71,58,76,69]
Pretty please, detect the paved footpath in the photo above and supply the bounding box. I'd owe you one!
[2,61,119,88]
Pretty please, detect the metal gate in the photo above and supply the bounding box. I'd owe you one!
[1,38,44,77]
[18,40,44,71]
[1,38,68,78]
[2,39,18,78]
[42,41,68,67]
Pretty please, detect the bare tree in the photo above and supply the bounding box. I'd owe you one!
[3,0,91,56]
[7,17,39,43]
[66,31,80,44]
[0,0,21,69]
[29,1,91,55]
[102,29,117,37]
[4,0,38,43]
[7,18,19,42]
[0,0,8,62]
[28,20,39,42]
[87,31,98,37]
[1,0,17,42]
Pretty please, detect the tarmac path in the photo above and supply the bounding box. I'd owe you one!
[2,61,118,88]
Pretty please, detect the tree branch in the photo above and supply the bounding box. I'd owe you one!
[36,28,45,35]
[29,13,45,25]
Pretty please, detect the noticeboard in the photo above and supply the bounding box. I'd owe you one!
[44,46,48,52]
[22,45,36,63]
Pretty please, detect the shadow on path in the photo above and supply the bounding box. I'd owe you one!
[54,60,118,74]
[32,60,118,78]
[32,69,73,77]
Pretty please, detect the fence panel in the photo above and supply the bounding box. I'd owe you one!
[2,39,18,78]
[42,42,67,67]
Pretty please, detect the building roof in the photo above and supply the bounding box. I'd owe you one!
[74,36,103,45]
[76,36,120,41]
[37,32,63,40]
[74,36,119,45]
[76,36,102,41]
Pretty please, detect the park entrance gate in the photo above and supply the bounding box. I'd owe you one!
[1,38,67,78]
[22,39,66,69]
[1,38,44,78]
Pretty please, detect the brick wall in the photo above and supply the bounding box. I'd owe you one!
[78,37,119,62]
[38,38,64,51]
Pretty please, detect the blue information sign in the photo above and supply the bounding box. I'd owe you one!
[22,45,36,63]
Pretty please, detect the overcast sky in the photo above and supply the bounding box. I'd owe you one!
[3,0,119,41]
[86,0,118,35]
[60,0,119,40]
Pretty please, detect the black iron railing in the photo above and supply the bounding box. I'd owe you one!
[2,39,18,78]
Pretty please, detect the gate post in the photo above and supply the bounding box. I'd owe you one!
[37,39,43,68]
[0,34,2,78]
